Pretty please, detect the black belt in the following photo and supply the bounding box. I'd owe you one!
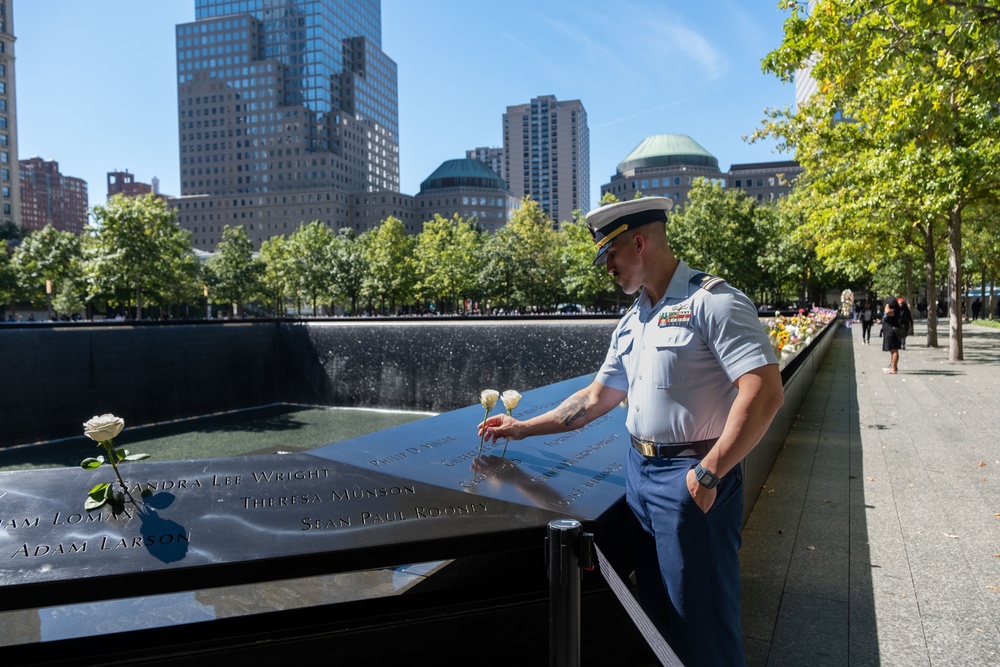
[630,436,716,458]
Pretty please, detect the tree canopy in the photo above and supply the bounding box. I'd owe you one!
[86,194,195,319]
[756,0,1000,358]
[11,224,82,313]
[205,225,263,317]
[3,188,855,320]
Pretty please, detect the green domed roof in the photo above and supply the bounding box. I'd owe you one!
[420,159,507,192]
[617,134,718,174]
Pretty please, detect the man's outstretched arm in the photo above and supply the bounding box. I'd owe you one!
[479,379,627,443]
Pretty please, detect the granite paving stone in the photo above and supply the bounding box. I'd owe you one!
[767,592,849,667]
[741,320,1000,666]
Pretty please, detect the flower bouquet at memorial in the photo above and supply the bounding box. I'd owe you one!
[840,288,854,318]
[79,414,150,511]
[478,389,499,454]
[499,390,521,457]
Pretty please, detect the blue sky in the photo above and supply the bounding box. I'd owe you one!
[15,0,794,212]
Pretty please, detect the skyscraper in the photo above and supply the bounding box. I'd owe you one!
[0,0,20,230]
[174,0,403,248]
[503,94,589,227]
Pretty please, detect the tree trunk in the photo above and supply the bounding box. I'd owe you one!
[904,253,914,312]
[947,206,963,361]
[922,222,938,347]
[981,268,986,321]
[990,270,996,321]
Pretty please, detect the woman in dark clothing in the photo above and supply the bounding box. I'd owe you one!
[882,297,901,374]
[859,301,875,344]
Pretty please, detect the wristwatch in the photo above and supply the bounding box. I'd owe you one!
[694,463,721,489]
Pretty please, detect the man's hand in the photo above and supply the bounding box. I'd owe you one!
[686,468,717,513]
[479,414,522,443]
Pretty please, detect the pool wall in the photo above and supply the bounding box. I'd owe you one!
[1,319,615,447]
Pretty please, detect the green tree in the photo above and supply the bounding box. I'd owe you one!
[763,186,851,309]
[52,279,86,319]
[362,216,415,314]
[86,194,193,319]
[11,224,83,317]
[414,214,482,313]
[205,225,263,317]
[288,221,335,316]
[481,198,561,311]
[153,228,200,319]
[667,179,766,296]
[757,0,1000,359]
[0,243,19,311]
[258,234,295,317]
[330,227,367,315]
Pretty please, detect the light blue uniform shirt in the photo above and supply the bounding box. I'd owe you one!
[595,260,777,444]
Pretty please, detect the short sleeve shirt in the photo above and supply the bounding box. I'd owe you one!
[595,260,777,444]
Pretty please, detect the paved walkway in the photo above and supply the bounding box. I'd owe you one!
[741,320,1000,666]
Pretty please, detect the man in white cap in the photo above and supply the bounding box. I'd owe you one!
[480,196,783,666]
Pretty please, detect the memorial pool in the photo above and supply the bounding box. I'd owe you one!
[0,404,432,472]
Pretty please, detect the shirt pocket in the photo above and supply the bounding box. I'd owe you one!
[615,330,635,362]
[651,326,693,388]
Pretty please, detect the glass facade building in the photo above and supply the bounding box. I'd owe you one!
[175,1,401,247]
[190,0,395,139]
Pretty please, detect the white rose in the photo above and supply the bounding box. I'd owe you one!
[83,414,125,442]
[480,389,500,410]
[501,390,521,413]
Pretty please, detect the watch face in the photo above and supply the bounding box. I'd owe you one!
[696,464,719,488]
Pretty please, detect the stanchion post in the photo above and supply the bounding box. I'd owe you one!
[547,518,583,667]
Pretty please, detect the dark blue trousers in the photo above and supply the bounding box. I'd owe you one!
[625,446,745,667]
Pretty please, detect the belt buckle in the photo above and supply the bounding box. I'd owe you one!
[636,439,656,457]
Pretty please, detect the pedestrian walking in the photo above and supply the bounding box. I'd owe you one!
[859,301,874,344]
[882,297,902,374]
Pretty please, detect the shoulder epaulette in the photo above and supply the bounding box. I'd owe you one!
[691,272,727,292]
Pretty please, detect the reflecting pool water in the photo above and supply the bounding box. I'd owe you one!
[0,404,433,472]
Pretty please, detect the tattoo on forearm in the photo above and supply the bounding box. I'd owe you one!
[555,396,587,427]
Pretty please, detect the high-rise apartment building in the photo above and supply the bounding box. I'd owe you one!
[0,0,19,229]
[465,146,504,181]
[503,95,589,227]
[174,0,403,248]
[19,158,88,234]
